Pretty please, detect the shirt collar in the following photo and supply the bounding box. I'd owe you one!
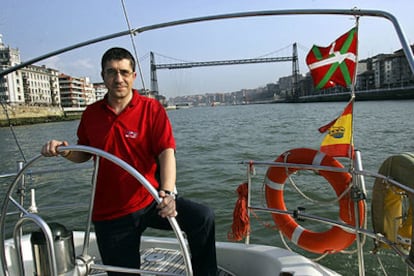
[101,89,139,111]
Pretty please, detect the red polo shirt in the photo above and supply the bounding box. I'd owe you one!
[77,90,176,221]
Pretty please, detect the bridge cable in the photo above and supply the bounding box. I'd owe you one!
[257,44,292,58]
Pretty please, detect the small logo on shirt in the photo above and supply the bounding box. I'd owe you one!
[125,130,138,139]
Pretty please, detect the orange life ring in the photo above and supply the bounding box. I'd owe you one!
[264,148,365,254]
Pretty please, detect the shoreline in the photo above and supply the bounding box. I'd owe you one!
[0,114,81,127]
[0,105,81,127]
[2,88,414,127]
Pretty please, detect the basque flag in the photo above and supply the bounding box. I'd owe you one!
[319,100,354,158]
[306,28,358,89]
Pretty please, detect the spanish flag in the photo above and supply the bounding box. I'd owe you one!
[319,100,354,158]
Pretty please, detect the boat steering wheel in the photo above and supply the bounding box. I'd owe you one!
[0,145,193,276]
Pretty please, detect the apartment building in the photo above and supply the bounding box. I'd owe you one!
[1,35,61,106]
[20,65,61,106]
[0,34,24,104]
[58,74,95,108]
[1,34,413,106]
[1,35,98,108]
[93,82,108,101]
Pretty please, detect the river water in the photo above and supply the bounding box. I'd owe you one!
[1,100,414,275]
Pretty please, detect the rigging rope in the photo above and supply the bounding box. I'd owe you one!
[228,182,250,241]
[0,101,26,162]
[282,152,352,205]
[120,0,146,91]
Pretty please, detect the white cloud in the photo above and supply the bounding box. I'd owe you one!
[42,56,62,71]
[71,58,94,70]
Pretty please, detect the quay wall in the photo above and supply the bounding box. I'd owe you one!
[0,105,80,127]
[295,87,414,103]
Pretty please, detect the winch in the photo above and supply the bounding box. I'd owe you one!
[30,223,75,275]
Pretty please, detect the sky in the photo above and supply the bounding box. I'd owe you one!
[1,0,413,99]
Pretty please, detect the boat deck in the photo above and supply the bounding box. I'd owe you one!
[89,247,234,276]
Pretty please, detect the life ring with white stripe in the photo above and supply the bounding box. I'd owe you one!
[264,148,365,254]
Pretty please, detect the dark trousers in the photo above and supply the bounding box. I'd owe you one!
[93,197,217,276]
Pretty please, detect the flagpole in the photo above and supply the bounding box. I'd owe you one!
[351,16,360,98]
[348,16,359,161]
[349,16,367,276]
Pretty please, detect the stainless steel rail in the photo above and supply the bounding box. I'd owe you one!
[0,145,193,276]
[0,9,413,78]
[242,154,414,275]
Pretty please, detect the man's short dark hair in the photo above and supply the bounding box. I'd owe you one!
[101,47,136,72]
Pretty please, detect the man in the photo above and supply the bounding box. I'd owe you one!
[41,47,217,275]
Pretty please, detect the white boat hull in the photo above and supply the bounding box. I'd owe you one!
[1,231,338,276]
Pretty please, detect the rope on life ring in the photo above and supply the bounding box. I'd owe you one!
[264,148,365,254]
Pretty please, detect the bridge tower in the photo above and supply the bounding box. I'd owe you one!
[150,52,159,95]
[291,43,300,100]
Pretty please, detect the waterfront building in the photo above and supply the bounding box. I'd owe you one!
[369,46,414,89]
[58,74,94,108]
[372,54,394,89]
[93,82,107,101]
[1,33,413,107]
[278,75,295,98]
[0,34,24,104]
[20,65,61,106]
[83,77,96,105]
[0,35,61,106]
[392,46,414,87]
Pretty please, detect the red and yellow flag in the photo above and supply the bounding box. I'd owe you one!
[306,28,358,89]
[319,100,354,158]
